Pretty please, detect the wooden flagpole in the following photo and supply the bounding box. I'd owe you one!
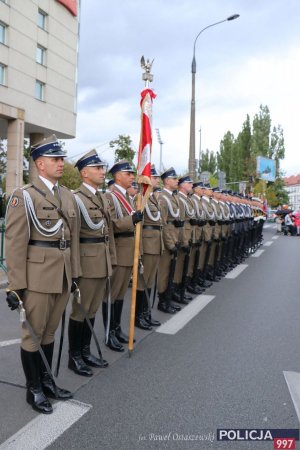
[128,57,154,355]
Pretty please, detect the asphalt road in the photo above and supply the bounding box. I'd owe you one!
[1,223,300,450]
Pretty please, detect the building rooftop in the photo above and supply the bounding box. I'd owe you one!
[284,174,300,186]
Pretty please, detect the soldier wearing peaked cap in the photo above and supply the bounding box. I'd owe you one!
[172,175,202,304]
[5,134,80,414]
[135,164,162,330]
[157,167,182,314]
[104,160,143,352]
[67,150,116,377]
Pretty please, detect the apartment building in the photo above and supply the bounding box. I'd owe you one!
[0,0,79,194]
[284,174,300,212]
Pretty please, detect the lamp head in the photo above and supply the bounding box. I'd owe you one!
[227,14,240,21]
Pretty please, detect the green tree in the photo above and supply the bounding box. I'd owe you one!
[60,161,81,190]
[266,177,288,207]
[110,135,135,164]
[217,131,235,182]
[252,104,271,157]
[200,149,217,175]
[269,125,285,177]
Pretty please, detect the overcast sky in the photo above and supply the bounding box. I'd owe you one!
[66,0,300,177]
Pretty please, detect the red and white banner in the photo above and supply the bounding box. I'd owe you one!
[137,88,156,184]
[56,0,77,16]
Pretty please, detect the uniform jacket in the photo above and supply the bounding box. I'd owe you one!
[73,184,116,278]
[142,193,163,255]
[191,194,204,244]
[159,189,181,251]
[5,178,80,293]
[201,195,215,242]
[178,192,195,247]
[105,185,136,267]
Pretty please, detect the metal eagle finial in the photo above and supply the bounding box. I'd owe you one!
[140,56,154,86]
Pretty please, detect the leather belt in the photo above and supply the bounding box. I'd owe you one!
[143,225,162,230]
[209,220,216,226]
[166,220,184,228]
[80,236,108,243]
[114,232,134,238]
[29,239,71,249]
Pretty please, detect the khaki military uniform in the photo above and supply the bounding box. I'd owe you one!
[157,189,181,294]
[198,195,215,271]
[106,185,136,301]
[5,178,80,352]
[188,193,205,277]
[208,197,223,266]
[174,192,195,283]
[71,184,116,321]
[137,193,163,290]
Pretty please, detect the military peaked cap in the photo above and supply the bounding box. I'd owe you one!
[75,149,106,171]
[109,160,135,176]
[151,164,160,177]
[160,167,178,180]
[30,134,67,161]
[178,175,193,185]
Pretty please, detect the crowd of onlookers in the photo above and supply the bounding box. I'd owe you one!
[275,210,300,236]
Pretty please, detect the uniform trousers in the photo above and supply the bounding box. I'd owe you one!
[70,277,107,321]
[137,254,160,290]
[174,249,185,284]
[157,250,173,294]
[110,265,132,301]
[21,277,69,352]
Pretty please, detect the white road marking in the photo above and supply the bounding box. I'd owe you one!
[251,249,264,258]
[225,264,248,279]
[156,295,215,335]
[264,224,271,228]
[283,371,300,423]
[263,241,273,247]
[272,235,279,240]
[0,399,92,450]
[0,338,21,348]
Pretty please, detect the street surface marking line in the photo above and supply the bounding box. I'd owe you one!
[156,295,215,335]
[272,236,279,240]
[263,241,273,247]
[0,338,21,348]
[283,371,300,423]
[0,399,92,450]
[251,249,264,258]
[264,224,271,228]
[225,264,248,279]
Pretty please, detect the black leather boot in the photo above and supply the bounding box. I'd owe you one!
[135,291,152,330]
[81,318,108,368]
[68,319,93,377]
[102,302,124,352]
[157,292,177,314]
[197,270,212,288]
[40,342,73,400]
[186,277,203,294]
[21,348,53,414]
[143,289,160,326]
[114,300,131,343]
[172,284,190,305]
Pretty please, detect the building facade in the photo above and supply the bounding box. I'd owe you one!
[0,0,79,194]
[284,174,300,212]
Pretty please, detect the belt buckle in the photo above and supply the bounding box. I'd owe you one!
[59,239,67,250]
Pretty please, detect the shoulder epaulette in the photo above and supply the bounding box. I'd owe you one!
[21,183,33,191]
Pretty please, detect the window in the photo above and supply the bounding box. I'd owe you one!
[0,63,6,85]
[35,80,45,100]
[0,22,6,45]
[36,45,46,65]
[37,9,47,30]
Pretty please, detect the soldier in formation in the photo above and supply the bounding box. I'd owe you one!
[5,140,266,413]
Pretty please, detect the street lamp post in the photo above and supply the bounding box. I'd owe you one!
[188,14,240,179]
